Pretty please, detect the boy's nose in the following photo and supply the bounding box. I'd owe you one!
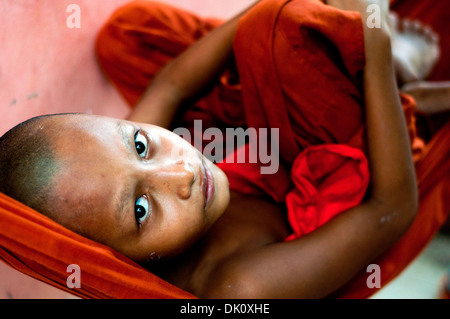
[146,159,195,200]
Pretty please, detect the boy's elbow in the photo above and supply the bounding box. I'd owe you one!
[384,182,419,235]
[402,187,419,230]
[371,176,419,237]
[399,175,419,228]
[394,198,418,242]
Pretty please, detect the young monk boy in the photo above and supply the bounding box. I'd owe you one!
[0,0,444,298]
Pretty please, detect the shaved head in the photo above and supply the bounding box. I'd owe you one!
[0,115,65,221]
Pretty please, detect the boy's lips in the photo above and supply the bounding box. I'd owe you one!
[201,162,215,210]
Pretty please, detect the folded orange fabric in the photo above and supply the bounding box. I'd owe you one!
[0,0,449,299]
[0,193,195,299]
[285,145,370,240]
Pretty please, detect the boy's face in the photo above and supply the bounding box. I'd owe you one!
[48,114,230,261]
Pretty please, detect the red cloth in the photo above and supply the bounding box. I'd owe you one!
[285,145,369,240]
[215,0,371,242]
[0,0,448,299]
[0,193,195,299]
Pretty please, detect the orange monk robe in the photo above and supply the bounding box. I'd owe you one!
[213,0,449,298]
[0,194,195,299]
[0,0,449,299]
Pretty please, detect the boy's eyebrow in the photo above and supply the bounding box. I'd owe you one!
[114,121,135,222]
[115,182,134,223]
[117,121,134,155]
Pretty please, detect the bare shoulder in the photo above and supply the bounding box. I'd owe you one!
[187,192,291,298]
[198,254,270,299]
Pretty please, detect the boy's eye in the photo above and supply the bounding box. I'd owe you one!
[134,130,148,158]
[135,195,150,226]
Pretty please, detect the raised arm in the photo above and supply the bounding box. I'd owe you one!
[204,0,418,299]
[127,1,260,128]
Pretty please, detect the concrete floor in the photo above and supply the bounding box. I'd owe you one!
[371,231,450,299]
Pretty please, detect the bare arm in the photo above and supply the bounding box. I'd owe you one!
[204,0,418,299]
[127,1,260,128]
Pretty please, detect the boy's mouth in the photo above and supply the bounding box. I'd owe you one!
[201,161,215,210]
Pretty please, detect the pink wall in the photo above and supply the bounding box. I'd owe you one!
[0,0,254,299]
[0,0,254,136]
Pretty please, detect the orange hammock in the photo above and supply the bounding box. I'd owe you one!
[1,0,449,299]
